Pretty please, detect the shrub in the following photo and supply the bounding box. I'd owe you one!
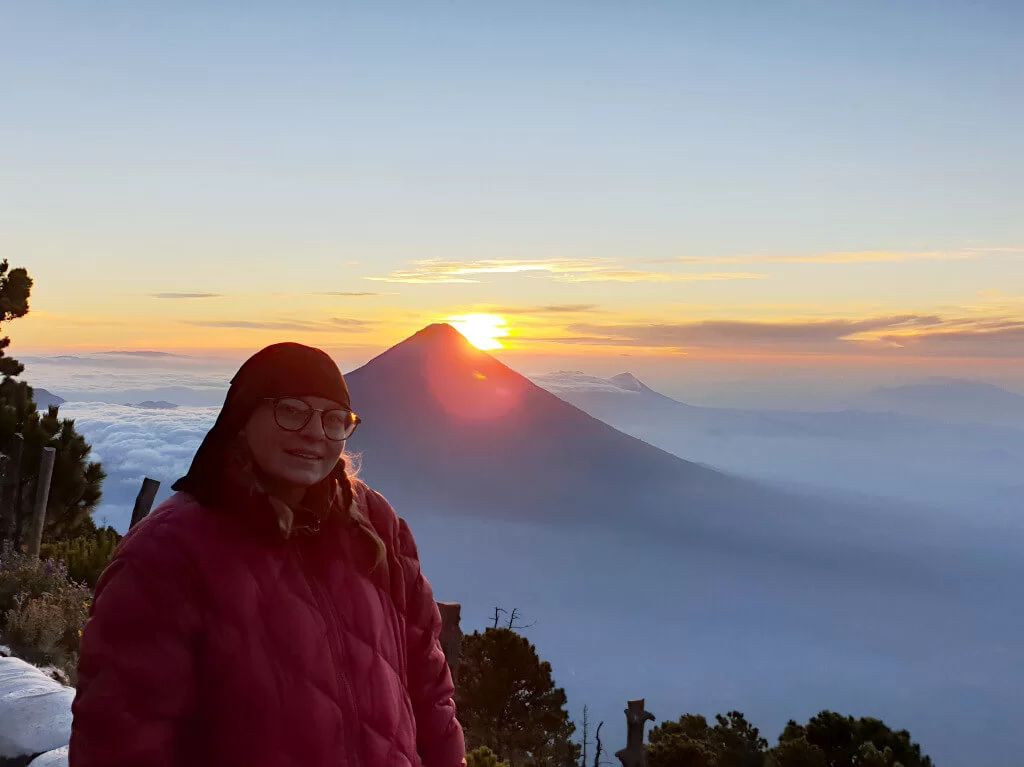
[0,541,90,683]
[41,525,121,587]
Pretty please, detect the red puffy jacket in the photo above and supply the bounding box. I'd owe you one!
[70,479,464,767]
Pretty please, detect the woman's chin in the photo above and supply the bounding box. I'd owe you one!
[266,464,328,493]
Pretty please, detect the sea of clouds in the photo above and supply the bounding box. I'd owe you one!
[58,403,218,530]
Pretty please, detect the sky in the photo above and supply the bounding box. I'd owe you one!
[1,1,1022,388]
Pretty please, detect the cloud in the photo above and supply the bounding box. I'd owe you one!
[311,292,395,297]
[151,292,223,299]
[565,316,935,347]
[873,320,1024,358]
[530,371,641,394]
[370,248,1019,285]
[367,258,763,284]
[961,247,1024,254]
[489,304,603,315]
[184,318,373,333]
[546,315,1024,357]
[97,351,187,358]
[60,403,218,531]
[664,247,1023,265]
[749,251,973,264]
[367,258,604,283]
[557,270,764,283]
[328,318,374,329]
[23,355,234,402]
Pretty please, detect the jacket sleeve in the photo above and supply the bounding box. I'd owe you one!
[397,517,466,767]
[70,520,202,767]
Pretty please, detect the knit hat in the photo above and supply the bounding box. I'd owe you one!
[171,343,351,505]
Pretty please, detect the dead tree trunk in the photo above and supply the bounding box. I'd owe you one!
[437,601,462,682]
[581,706,590,767]
[615,699,655,767]
[0,433,24,543]
[130,477,161,529]
[25,447,56,557]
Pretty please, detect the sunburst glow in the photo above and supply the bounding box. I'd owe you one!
[447,313,510,350]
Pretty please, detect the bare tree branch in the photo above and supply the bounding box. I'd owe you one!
[581,705,590,767]
[505,607,537,631]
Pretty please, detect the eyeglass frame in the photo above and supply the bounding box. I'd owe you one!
[262,397,361,441]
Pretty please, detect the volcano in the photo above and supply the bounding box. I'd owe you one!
[344,324,805,536]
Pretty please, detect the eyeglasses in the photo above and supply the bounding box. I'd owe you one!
[264,397,361,441]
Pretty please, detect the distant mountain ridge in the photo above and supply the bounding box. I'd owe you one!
[127,400,179,410]
[532,371,1024,439]
[531,369,1024,514]
[858,378,1024,427]
[33,388,66,410]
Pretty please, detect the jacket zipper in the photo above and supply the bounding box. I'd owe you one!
[296,541,363,767]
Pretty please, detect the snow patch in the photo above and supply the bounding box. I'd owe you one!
[30,747,69,766]
[0,657,74,759]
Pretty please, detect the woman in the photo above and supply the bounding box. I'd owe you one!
[70,342,465,767]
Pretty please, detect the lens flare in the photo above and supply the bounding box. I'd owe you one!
[446,314,510,350]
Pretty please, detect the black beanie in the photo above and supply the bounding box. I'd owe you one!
[171,343,351,504]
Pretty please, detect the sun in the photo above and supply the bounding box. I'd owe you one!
[446,313,510,350]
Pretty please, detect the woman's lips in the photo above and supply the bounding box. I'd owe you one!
[285,449,323,461]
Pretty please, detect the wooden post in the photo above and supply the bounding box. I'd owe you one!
[437,602,462,682]
[26,447,56,557]
[130,477,161,529]
[616,699,655,767]
[1,433,24,542]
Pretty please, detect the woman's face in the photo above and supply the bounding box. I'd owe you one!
[243,395,345,495]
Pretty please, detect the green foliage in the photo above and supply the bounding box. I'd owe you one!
[0,258,105,541]
[456,627,581,767]
[466,746,511,767]
[41,525,121,587]
[647,712,768,767]
[765,738,825,767]
[776,712,933,767]
[0,259,33,379]
[0,541,90,682]
[647,709,932,767]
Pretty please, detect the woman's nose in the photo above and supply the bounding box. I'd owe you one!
[300,412,328,440]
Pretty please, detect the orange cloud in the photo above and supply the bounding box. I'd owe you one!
[556,270,764,283]
[183,318,374,333]
[151,292,225,299]
[530,314,1024,358]
[367,258,763,284]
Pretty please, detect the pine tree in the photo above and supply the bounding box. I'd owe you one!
[456,627,581,767]
[0,259,105,542]
[774,712,932,767]
[647,712,768,767]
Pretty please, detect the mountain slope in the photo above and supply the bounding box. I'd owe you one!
[531,370,1024,515]
[344,325,806,538]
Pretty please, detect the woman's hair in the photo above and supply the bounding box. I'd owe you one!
[336,449,387,569]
